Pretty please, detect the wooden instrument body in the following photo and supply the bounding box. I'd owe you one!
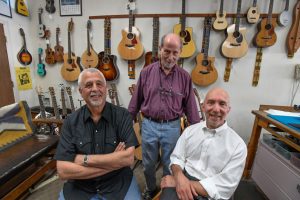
[286,1,300,57]
[253,18,277,48]
[61,53,81,82]
[213,10,228,30]
[45,47,56,65]
[247,6,260,24]
[54,45,64,62]
[144,51,159,68]
[17,49,32,65]
[45,0,56,14]
[173,24,196,58]
[81,48,98,68]
[97,52,119,82]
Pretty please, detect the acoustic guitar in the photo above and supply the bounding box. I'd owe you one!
[221,0,248,58]
[173,0,196,58]
[117,0,144,60]
[278,0,291,27]
[247,0,260,24]
[144,17,160,68]
[81,20,98,68]
[192,17,218,87]
[61,18,81,82]
[38,8,46,38]
[54,27,64,62]
[213,0,228,31]
[16,0,29,16]
[45,0,56,14]
[45,30,56,65]
[98,18,120,82]
[17,28,32,65]
[66,86,75,112]
[37,48,46,77]
[253,0,277,48]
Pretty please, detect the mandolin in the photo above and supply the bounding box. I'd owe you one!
[16,0,29,16]
[38,8,46,38]
[173,0,196,58]
[37,48,46,77]
[192,17,218,86]
[278,0,291,27]
[45,0,56,14]
[45,30,56,65]
[17,28,32,65]
[117,0,144,60]
[61,18,81,82]
[144,17,160,68]
[81,20,98,68]
[247,0,260,24]
[221,0,248,58]
[213,0,228,31]
[253,0,277,48]
[54,27,64,62]
[98,18,120,82]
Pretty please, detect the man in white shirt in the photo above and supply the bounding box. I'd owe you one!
[160,88,247,200]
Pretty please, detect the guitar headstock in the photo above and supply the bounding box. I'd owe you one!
[59,83,65,91]
[38,47,43,55]
[19,28,25,37]
[68,18,74,33]
[45,29,50,39]
[36,86,43,95]
[38,7,43,14]
[56,27,60,34]
[127,0,136,11]
[87,20,92,30]
[66,86,72,96]
[108,88,115,100]
[49,86,55,96]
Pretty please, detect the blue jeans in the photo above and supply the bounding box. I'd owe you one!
[58,176,141,200]
[142,118,181,191]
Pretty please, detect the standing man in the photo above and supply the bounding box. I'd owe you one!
[55,68,140,200]
[128,33,200,199]
[160,88,247,200]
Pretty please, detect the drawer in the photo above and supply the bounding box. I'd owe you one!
[252,141,300,200]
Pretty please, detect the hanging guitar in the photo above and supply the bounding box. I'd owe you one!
[286,0,300,57]
[45,0,56,14]
[16,0,29,16]
[213,0,228,31]
[45,30,56,65]
[17,28,32,65]
[192,17,218,86]
[98,18,120,82]
[54,27,64,62]
[247,0,260,24]
[277,0,291,27]
[38,8,46,38]
[81,20,98,68]
[173,0,196,58]
[37,48,46,77]
[144,17,160,68]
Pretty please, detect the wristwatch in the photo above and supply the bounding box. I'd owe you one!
[83,154,88,166]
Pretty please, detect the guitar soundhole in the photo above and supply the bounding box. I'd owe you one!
[233,31,243,43]
[67,59,72,64]
[265,24,272,30]
[102,56,110,64]
[202,60,208,66]
[179,31,186,38]
[127,33,134,40]
[252,10,256,14]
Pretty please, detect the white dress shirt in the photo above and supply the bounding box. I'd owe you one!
[170,121,247,200]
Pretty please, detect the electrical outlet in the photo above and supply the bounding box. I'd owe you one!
[295,64,300,80]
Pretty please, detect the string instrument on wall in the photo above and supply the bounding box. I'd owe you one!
[59,84,68,119]
[45,30,56,65]
[17,28,32,65]
[144,17,160,68]
[61,18,81,82]
[37,48,46,77]
[45,0,56,14]
[54,27,64,62]
[98,18,119,82]
[173,0,196,58]
[81,20,98,68]
[16,0,29,16]
[117,0,144,61]
[192,17,218,86]
[38,8,46,38]
[221,0,248,58]
[213,0,228,31]
[253,0,277,48]
[66,86,75,112]
[108,88,116,105]
[247,0,260,24]
[286,0,300,58]
[193,88,205,121]
[49,87,61,120]
[111,84,120,107]
[277,0,291,27]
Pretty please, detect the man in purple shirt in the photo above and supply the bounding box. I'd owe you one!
[128,33,200,200]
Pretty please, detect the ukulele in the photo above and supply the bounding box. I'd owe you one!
[17,28,32,65]
[144,17,160,68]
[37,48,46,77]
[286,1,300,57]
[38,8,46,38]
[81,20,98,68]
[66,86,75,112]
[45,0,56,14]
[54,27,64,62]
[247,0,260,24]
[278,0,291,27]
[192,17,218,87]
[221,0,248,58]
[253,0,277,48]
[49,86,61,120]
[45,30,56,65]
[117,0,144,60]
[173,0,196,58]
[213,0,228,31]
[16,0,29,16]
[98,18,120,82]
[59,84,68,119]
[61,18,81,82]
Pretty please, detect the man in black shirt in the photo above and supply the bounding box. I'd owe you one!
[55,68,140,200]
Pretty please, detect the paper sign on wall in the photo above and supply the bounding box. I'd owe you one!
[15,67,32,90]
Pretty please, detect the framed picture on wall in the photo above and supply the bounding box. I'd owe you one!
[0,0,12,18]
[59,0,82,16]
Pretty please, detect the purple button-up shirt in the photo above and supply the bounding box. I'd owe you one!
[128,61,200,124]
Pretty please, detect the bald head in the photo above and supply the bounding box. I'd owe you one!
[204,88,230,106]
[160,33,183,49]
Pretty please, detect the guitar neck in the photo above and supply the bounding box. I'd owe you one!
[68,31,71,60]
[253,0,257,7]
[285,0,289,11]
[104,18,111,55]
[203,18,212,59]
[87,29,91,54]
[49,89,60,119]
[267,0,274,24]
[38,51,42,64]
[152,17,159,56]
[129,9,134,33]
[69,95,75,112]
[220,0,224,15]
[56,28,60,46]
[38,94,47,119]
[38,12,42,25]
[61,88,67,117]
[234,0,242,32]
[180,0,186,30]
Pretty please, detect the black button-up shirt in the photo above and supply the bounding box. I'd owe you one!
[54,102,138,200]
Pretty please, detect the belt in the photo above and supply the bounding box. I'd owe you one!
[143,115,179,123]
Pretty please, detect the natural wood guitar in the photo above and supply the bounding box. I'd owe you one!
[16,0,29,16]
[61,18,81,82]
[221,0,248,58]
[54,27,64,62]
[253,0,277,48]
[81,20,98,68]
[192,17,218,86]
[213,0,228,31]
[173,0,196,58]
[144,17,160,68]
[45,30,56,65]
[17,28,32,65]
[118,0,144,60]
[247,0,260,24]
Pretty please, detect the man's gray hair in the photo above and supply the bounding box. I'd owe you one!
[160,33,183,49]
[78,68,107,88]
